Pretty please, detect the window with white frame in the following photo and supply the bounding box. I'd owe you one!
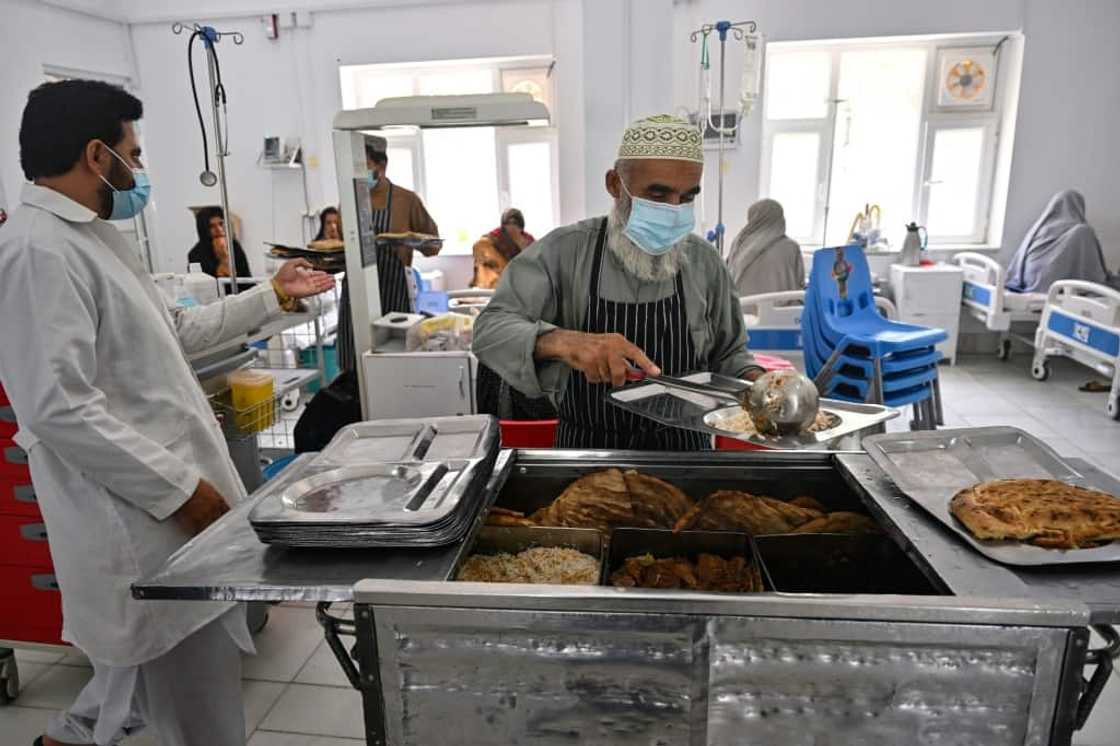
[339,58,559,255]
[759,36,1012,250]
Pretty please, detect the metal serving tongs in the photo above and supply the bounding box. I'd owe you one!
[624,368,821,436]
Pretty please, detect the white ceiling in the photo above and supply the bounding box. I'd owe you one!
[41,0,498,25]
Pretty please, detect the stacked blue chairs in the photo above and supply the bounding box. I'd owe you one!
[802,245,947,429]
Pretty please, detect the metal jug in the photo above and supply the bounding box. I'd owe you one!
[900,223,927,267]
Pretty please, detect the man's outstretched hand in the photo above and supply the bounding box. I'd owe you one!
[273,259,336,300]
[536,330,660,388]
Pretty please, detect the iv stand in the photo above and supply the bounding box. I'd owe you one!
[690,20,757,257]
[172,22,245,297]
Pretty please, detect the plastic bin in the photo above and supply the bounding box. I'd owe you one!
[499,420,558,449]
[228,370,276,433]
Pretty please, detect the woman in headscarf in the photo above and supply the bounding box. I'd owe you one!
[470,208,535,289]
[471,208,555,420]
[727,198,805,298]
[187,206,251,282]
[1005,189,1117,293]
[314,206,341,242]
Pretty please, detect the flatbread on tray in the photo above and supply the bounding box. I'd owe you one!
[949,478,1120,549]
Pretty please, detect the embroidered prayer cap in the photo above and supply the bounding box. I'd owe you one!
[617,114,704,164]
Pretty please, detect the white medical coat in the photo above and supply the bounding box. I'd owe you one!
[0,184,281,666]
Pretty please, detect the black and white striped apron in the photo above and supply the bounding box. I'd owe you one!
[338,184,411,372]
[556,218,710,451]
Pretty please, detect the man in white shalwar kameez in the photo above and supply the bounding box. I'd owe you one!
[0,80,334,746]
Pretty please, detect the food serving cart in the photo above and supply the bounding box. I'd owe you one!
[135,437,1120,746]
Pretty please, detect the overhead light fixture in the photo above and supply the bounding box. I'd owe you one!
[334,92,550,130]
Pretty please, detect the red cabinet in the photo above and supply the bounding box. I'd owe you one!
[0,384,66,646]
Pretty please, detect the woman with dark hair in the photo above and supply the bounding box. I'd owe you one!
[187,206,252,282]
[314,205,341,242]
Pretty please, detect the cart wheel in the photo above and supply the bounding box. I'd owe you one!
[1108,398,1120,421]
[1031,361,1050,381]
[0,650,18,704]
[997,339,1012,361]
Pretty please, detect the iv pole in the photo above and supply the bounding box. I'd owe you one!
[690,20,757,257]
[172,22,245,297]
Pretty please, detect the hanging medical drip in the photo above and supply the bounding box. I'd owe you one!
[690,20,763,255]
[171,21,244,295]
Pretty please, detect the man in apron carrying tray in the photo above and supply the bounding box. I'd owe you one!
[473,114,764,450]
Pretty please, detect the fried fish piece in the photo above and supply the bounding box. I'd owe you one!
[623,470,694,529]
[791,511,881,535]
[674,491,822,535]
[484,507,536,527]
[789,495,828,513]
[950,479,1120,549]
[530,468,633,532]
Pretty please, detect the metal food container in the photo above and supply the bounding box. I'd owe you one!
[451,526,605,584]
[606,527,770,591]
[754,533,937,594]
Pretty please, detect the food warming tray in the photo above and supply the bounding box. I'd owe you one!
[609,372,897,449]
[249,415,499,548]
[863,426,1120,566]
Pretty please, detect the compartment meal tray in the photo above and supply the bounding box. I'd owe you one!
[863,426,1120,566]
[609,372,897,449]
[249,415,500,548]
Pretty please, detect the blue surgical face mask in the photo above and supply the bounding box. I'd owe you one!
[97,143,150,220]
[367,171,380,190]
[619,178,695,255]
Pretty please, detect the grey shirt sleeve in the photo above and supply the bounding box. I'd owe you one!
[703,247,760,378]
[472,238,567,399]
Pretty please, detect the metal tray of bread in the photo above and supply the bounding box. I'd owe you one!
[863,426,1120,566]
[609,372,897,449]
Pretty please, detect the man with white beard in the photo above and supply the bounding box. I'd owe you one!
[473,115,763,449]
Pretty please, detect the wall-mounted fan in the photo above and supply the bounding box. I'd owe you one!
[937,47,997,109]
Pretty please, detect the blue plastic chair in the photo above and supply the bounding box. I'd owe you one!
[807,247,947,356]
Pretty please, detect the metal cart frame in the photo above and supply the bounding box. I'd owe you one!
[134,449,1120,744]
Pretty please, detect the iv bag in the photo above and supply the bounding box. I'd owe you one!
[740,34,763,117]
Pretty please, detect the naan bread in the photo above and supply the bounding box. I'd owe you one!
[950,479,1120,549]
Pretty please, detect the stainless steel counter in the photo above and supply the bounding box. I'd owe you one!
[133,447,1119,746]
[133,452,508,602]
[133,450,1120,619]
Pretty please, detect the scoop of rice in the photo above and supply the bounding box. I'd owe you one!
[457,546,599,584]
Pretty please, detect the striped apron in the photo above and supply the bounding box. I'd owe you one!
[556,218,710,451]
[338,184,412,372]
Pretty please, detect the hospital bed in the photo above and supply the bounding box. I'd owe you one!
[1031,280,1120,420]
[953,252,1046,360]
[740,290,897,366]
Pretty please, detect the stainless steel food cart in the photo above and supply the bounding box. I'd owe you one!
[135,448,1120,745]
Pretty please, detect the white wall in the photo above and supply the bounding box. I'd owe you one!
[0,0,136,217]
[671,0,1120,269]
[8,0,1118,284]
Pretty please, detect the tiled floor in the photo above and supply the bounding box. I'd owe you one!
[1,354,1117,744]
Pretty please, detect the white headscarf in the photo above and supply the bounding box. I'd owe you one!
[1006,189,1116,292]
[727,199,805,297]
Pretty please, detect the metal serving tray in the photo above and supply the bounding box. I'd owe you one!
[863,426,1120,566]
[250,461,470,527]
[313,415,499,467]
[609,372,897,449]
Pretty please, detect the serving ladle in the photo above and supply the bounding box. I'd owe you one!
[624,368,820,436]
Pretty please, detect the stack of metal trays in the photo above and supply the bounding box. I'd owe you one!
[249,415,499,548]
